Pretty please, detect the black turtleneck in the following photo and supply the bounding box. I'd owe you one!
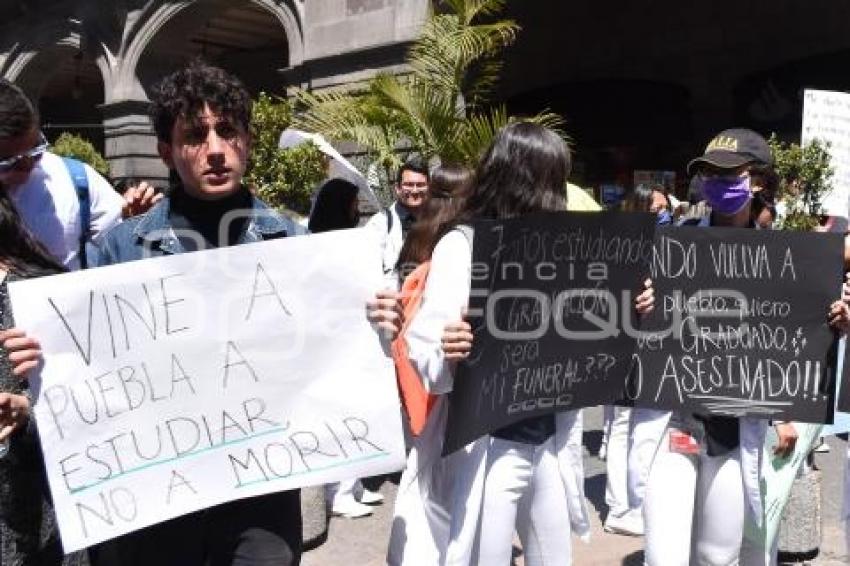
[168,186,252,252]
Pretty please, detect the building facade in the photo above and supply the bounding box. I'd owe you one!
[4,0,850,196]
[0,0,428,185]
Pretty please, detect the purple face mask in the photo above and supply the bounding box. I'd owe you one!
[700,176,751,215]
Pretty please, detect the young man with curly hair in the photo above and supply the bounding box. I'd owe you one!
[80,61,307,566]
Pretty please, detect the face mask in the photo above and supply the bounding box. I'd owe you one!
[656,210,673,225]
[701,176,751,215]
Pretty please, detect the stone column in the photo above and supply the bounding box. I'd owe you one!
[101,99,168,187]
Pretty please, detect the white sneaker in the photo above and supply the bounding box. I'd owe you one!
[358,488,384,505]
[603,512,644,537]
[331,498,373,519]
[814,439,830,453]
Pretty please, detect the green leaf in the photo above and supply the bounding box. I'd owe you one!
[51,132,111,178]
[768,134,834,231]
[245,93,326,215]
[290,0,566,185]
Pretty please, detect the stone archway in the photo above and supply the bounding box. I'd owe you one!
[97,0,301,187]
[22,46,107,154]
[133,0,297,98]
[5,21,109,155]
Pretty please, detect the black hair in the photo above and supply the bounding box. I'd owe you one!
[748,164,779,201]
[150,61,252,143]
[623,184,653,213]
[0,189,65,277]
[429,163,472,200]
[308,178,360,233]
[396,155,430,185]
[623,184,670,213]
[455,122,569,224]
[751,191,777,221]
[397,163,472,274]
[0,80,38,140]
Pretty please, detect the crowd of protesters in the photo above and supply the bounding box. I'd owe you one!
[0,59,849,566]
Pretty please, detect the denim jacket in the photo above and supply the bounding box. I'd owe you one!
[93,192,304,267]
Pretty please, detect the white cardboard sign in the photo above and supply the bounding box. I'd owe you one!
[801,89,850,218]
[9,228,405,553]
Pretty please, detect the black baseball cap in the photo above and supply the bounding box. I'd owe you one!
[687,128,773,175]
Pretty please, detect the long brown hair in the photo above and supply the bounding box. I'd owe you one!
[397,163,472,278]
[426,123,569,260]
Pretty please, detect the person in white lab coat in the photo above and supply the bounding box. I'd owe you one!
[404,122,654,565]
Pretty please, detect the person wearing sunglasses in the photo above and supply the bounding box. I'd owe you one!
[0,80,126,271]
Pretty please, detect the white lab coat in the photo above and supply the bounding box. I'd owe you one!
[396,228,591,565]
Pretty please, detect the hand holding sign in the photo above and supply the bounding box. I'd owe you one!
[367,289,404,340]
[443,211,656,454]
[0,391,30,442]
[636,278,655,316]
[0,327,42,378]
[442,316,473,361]
[828,299,850,333]
[772,422,798,458]
[629,226,844,423]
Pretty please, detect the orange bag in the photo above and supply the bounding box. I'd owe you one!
[391,261,438,436]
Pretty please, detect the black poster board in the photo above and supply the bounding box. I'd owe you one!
[443,212,656,455]
[627,226,843,423]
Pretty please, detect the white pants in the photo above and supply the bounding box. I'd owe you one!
[601,405,615,451]
[477,436,571,566]
[845,444,850,555]
[387,401,454,566]
[606,407,641,521]
[644,426,777,566]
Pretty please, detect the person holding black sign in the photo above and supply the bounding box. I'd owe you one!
[325,157,431,519]
[599,183,678,538]
[629,128,850,566]
[402,122,653,565]
[386,163,471,565]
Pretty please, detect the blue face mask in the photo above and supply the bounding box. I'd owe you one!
[656,210,673,225]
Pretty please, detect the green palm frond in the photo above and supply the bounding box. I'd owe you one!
[409,13,517,100]
[440,0,508,25]
[453,107,569,164]
[370,75,461,156]
[291,0,567,178]
[291,86,405,169]
[452,105,510,163]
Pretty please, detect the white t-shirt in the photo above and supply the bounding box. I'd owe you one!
[8,151,124,270]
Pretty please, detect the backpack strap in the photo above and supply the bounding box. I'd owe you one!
[384,205,394,234]
[62,157,91,269]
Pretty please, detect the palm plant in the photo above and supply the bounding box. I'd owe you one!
[292,0,564,189]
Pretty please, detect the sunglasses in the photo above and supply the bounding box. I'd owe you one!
[0,132,48,174]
